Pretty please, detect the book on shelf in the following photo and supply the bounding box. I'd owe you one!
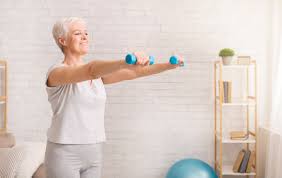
[239,149,251,173]
[227,81,232,103]
[230,131,249,140]
[218,81,232,103]
[233,149,253,173]
[224,82,228,103]
[246,151,255,173]
[233,149,245,172]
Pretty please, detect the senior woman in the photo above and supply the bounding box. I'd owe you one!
[45,17,183,178]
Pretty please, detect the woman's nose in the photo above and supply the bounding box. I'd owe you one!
[82,34,87,40]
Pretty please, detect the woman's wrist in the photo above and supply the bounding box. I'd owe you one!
[119,59,132,70]
[166,62,178,70]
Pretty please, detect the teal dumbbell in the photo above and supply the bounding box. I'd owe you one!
[169,55,184,66]
[125,54,154,65]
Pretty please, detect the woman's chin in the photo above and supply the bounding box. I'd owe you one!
[80,49,89,55]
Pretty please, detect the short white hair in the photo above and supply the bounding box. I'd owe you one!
[52,17,86,52]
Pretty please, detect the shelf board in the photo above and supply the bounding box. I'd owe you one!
[215,61,255,69]
[216,98,256,106]
[218,165,256,176]
[220,65,254,69]
[216,133,256,144]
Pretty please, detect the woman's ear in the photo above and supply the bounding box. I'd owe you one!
[58,37,67,47]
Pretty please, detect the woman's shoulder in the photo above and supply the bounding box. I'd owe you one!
[49,62,65,69]
[46,62,66,82]
[47,62,65,73]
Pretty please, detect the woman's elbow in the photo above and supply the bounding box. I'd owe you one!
[86,63,100,79]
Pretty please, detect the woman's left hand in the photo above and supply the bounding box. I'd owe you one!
[133,51,151,66]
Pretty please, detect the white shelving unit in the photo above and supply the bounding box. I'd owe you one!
[214,60,257,178]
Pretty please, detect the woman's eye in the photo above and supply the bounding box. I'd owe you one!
[75,32,81,35]
[85,33,88,36]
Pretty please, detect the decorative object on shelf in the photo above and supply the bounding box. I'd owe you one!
[218,48,235,65]
[237,56,251,65]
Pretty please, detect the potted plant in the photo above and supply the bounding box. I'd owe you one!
[219,48,235,65]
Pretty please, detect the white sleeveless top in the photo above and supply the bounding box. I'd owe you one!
[45,63,107,144]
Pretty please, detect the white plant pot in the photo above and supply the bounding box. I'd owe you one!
[222,56,233,65]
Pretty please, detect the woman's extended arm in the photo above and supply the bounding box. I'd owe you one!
[101,62,181,84]
[47,60,129,87]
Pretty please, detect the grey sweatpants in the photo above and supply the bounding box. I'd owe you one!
[44,141,103,178]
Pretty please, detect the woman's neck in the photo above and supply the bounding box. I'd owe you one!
[63,52,84,66]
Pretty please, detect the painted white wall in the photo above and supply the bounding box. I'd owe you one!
[0,0,272,177]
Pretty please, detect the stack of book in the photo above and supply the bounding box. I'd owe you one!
[219,81,232,103]
[237,56,251,65]
[233,149,255,173]
[230,131,249,140]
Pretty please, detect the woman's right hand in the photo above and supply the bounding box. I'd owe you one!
[173,55,185,67]
[133,51,150,66]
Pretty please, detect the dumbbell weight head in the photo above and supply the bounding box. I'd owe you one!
[169,55,184,66]
[125,54,136,64]
[149,56,155,65]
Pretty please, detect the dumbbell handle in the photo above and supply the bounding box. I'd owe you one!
[125,54,154,65]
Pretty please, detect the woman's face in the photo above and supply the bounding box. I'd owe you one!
[63,21,89,55]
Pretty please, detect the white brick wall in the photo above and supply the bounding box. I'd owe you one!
[0,0,272,178]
